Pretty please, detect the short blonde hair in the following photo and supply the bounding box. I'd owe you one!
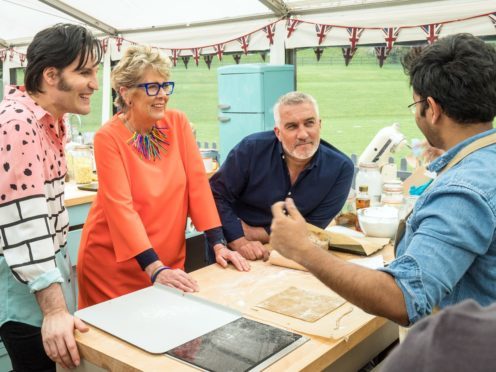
[111,45,171,111]
[273,92,319,127]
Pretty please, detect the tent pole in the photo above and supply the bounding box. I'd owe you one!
[269,21,285,65]
[101,50,111,125]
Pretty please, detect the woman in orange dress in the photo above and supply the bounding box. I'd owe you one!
[77,46,249,309]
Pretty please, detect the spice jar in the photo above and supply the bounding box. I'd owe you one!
[355,162,382,204]
[70,145,93,184]
[355,185,371,231]
[336,189,357,227]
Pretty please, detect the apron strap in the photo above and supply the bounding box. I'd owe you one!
[393,132,496,255]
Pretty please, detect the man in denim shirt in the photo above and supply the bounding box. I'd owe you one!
[270,33,496,326]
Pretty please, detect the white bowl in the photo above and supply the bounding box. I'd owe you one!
[357,206,399,238]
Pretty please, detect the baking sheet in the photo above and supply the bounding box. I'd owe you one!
[75,284,241,354]
[166,317,308,372]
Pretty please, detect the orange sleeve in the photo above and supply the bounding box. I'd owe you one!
[93,128,152,262]
[175,112,221,231]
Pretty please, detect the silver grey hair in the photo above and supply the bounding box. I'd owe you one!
[273,92,320,127]
[111,45,171,111]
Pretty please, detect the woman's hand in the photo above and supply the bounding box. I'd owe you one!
[154,268,200,292]
[214,244,250,272]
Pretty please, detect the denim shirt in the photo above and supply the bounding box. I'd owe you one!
[380,129,496,324]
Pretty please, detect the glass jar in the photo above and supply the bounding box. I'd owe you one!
[355,185,371,231]
[70,145,93,184]
[355,162,382,204]
[382,180,406,218]
[336,188,357,227]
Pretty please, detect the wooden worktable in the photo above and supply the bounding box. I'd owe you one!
[65,182,97,207]
[71,246,397,372]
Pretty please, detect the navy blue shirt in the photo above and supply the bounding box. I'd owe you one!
[210,131,354,242]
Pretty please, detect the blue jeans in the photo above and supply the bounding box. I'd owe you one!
[0,321,55,372]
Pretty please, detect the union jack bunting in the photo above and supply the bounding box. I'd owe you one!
[233,53,242,64]
[421,24,442,44]
[262,23,277,45]
[171,49,179,66]
[314,47,324,61]
[342,47,357,66]
[214,44,225,61]
[19,53,26,66]
[237,35,250,55]
[315,24,332,45]
[346,27,364,50]
[115,36,124,52]
[0,49,6,62]
[286,19,301,38]
[191,48,202,66]
[488,13,496,27]
[375,47,388,67]
[382,27,401,51]
[100,38,109,54]
[182,56,190,69]
[203,54,213,69]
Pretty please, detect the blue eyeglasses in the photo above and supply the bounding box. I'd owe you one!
[136,81,175,96]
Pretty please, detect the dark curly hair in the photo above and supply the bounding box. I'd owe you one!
[25,23,103,94]
[402,33,496,124]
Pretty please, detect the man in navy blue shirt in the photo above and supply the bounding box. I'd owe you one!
[210,92,354,261]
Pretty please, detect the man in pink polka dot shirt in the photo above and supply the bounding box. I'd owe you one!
[0,24,102,371]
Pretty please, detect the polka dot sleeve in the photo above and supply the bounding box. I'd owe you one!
[0,118,62,287]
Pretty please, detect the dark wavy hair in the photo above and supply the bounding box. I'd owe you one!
[25,23,103,94]
[402,33,496,124]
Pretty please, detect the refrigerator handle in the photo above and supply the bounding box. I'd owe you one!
[218,116,231,123]
[218,104,231,110]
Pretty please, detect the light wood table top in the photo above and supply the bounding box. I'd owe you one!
[65,182,97,207]
[74,245,395,372]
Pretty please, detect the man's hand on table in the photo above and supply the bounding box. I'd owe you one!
[214,244,250,271]
[228,236,270,261]
[270,198,314,264]
[42,309,88,369]
[240,221,269,243]
[36,283,88,369]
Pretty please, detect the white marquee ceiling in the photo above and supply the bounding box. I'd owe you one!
[0,0,496,55]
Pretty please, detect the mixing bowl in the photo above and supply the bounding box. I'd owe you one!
[357,206,400,238]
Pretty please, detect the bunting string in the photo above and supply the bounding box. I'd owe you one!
[1,11,494,67]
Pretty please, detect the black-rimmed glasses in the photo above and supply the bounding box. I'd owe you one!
[408,99,427,114]
[136,81,175,96]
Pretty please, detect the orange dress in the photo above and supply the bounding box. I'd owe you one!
[77,110,220,308]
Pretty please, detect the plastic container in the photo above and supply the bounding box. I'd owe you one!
[355,162,382,204]
[336,188,357,227]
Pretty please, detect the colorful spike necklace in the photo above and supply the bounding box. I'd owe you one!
[122,116,170,161]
